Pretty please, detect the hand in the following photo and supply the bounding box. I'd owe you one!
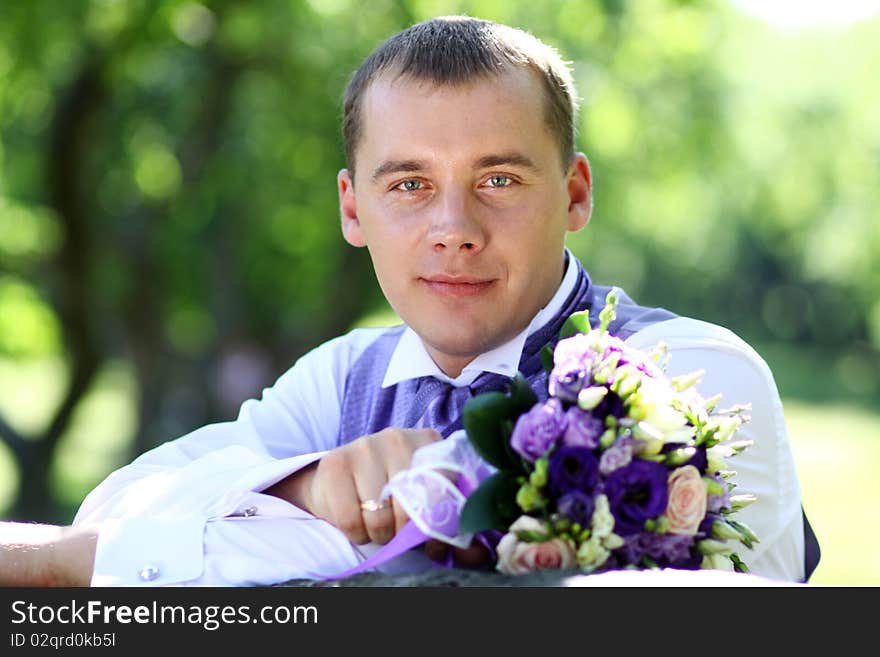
[424,538,492,569]
[265,427,442,546]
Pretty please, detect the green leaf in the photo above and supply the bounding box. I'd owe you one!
[559,309,592,339]
[462,392,522,470]
[507,372,538,414]
[540,344,555,374]
[459,471,522,534]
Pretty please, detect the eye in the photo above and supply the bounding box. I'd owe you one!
[485,175,512,188]
[395,179,423,192]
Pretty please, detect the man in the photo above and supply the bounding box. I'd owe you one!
[0,16,817,586]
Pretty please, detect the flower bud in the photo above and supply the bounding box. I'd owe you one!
[700,553,734,571]
[697,539,734,556]
[703,393,723,413]
[702,477,726,497]
[654,516,670,534]
[706,448,729,474]
[726,439,754,455]
[728,519,760,549]
[598,289,619,333]
[516,483,542,512]
[599,428,617,449]
[602,534,623,550]
[713,418,739,444]
[711,519,742,541]
[577,385,608,410]
[728,494,757,511]
[616,374,642,399]
[730,553,750,573]
[671,369,705,392]
[530,456,549,488]
[632,421,663,443]
[665,446,697,466]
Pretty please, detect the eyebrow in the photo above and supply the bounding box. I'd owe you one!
[370,152,541,184]
[371,160,427,183]
[474,152,540,171]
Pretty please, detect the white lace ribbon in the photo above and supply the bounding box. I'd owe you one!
[381,430,496,549]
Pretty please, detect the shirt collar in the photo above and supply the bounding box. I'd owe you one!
[382,248,580,388]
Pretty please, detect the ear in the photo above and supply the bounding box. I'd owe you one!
[338,169,366,247]
[565,152,593,232]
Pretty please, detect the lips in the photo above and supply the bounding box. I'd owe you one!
[420,274,495,298]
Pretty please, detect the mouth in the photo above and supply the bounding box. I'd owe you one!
[419,274,496,299]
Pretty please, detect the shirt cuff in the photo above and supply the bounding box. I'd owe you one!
[91,516,207,586]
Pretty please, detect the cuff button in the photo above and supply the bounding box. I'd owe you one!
[138,564,161,581]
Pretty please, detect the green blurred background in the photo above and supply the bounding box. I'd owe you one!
[0,0,877,585]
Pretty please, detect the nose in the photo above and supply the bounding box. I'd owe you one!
[427,188,486,254]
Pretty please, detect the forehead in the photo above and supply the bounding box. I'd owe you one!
[355,67,555,171]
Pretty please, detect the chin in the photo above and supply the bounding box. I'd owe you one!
[422,327,507,361]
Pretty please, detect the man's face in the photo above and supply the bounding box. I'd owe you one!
[338,66,592,377]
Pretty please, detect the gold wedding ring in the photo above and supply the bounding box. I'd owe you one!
[359,498,391,512]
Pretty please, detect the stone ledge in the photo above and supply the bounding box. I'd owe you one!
[279,567,797,587]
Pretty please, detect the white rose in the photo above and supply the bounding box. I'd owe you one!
[496,516,575,575]
[665,465,708,535]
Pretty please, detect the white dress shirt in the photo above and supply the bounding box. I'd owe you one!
[73,253,806,585]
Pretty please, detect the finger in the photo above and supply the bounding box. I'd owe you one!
[354,437,400,545]
[424,539,450,564]
[359,497,396,545]
[377,436,417,535]
[410,428,443,445]
[452,540,491,568]
[356,428,442,541]
[316,453,369,545]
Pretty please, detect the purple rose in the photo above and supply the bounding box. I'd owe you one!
[549,334,601,403]
[557,490,596,527]
[547,446,599,497]
[563,407,604,449]
[510,398,567,462]
[599,437,634,474]
[603,460,669,535]
[548,360,589,403]
[615,533,700,569]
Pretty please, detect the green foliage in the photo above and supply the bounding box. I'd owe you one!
[461,392,521,471]
[559,310,592,339]
[459,470,521,534]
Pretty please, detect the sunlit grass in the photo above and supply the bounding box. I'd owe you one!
[783,400,880,586]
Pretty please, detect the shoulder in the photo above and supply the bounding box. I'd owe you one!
[273,326,401,390]
[623,315,784,433]
[623,316,773,382]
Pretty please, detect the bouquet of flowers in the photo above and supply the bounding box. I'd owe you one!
[458,288,759,575]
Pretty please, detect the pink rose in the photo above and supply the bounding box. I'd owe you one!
[496,516,576,575]
[665,465,708,535]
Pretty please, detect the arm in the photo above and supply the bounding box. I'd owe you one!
[0,522,96,587]
[66,329,411,586]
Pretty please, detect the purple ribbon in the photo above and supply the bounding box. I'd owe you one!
[326,472,480,580]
